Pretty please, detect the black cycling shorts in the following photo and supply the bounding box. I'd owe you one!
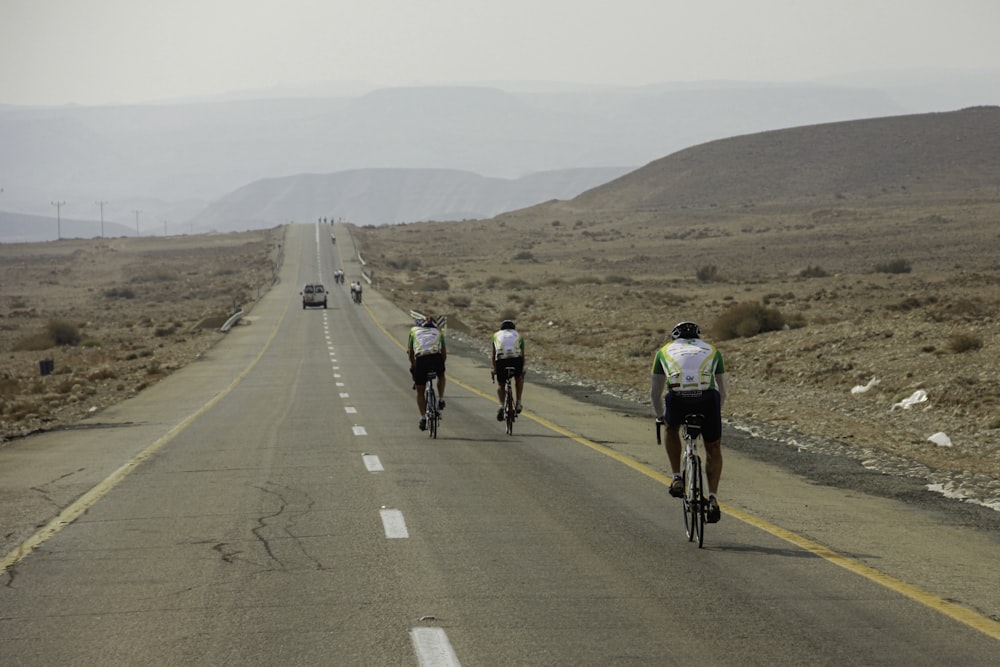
[412,353,445,385]
[664,390,722,443]
[495,357,524,382]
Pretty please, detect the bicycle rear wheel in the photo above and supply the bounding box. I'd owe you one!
[504,384,515,435]
[425,385,438,439]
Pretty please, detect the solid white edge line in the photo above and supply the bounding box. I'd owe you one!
[411,627,461,667]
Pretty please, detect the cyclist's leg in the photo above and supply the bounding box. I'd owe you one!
[413,359,429,416]
[416,385,426,416]
[435,356,446,406]
[702,391,723,495]
[704,439,722,495]
[495,361,512,416]
[662,394,683,474]
[512,359,525,409]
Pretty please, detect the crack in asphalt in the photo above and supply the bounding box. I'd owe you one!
[232,482,326,572]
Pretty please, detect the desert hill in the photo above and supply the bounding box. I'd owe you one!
[540,106,1000,213]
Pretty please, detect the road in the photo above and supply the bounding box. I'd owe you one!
[1,223,998,666]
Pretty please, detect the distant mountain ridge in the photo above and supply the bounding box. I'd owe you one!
[0,80,920,225]
[190,167,633,230]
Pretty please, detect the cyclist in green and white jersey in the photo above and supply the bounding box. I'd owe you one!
[408,316,447,431]
[491,319,526,421]
[650,321,728,523]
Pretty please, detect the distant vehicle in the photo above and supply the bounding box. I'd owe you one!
[301,283,327,309]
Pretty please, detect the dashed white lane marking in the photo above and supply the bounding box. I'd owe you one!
[334,373,342,378]
[411,627,461,667]
[380,508,409,538]
[345,406,357,414]
[339,392,349,398]
[336,382,345,387]
[353,425,367,436]
[362,454,384,471]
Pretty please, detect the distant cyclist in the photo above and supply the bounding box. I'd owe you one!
[491,319,525,421]
[650,321,727,523]
[407,316,447,431]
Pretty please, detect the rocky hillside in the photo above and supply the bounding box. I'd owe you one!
[549,106,1000,212]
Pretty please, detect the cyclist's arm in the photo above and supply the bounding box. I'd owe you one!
[715,372,727,408]
[650,373,667,419]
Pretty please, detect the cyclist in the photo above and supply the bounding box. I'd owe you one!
[650,321,727,523]
[407,315,447,431]
[491,319,525,421]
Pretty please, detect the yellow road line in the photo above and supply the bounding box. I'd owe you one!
[358,292,1000,642]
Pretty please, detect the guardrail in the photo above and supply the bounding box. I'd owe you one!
[220,308,244,333]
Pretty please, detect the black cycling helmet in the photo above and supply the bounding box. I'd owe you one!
[671,321,701,340]
[500,320,516,330]
[420,316,437,328]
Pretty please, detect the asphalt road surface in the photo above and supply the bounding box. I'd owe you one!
[1,223,998,666]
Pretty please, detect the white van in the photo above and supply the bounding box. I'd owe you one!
[301,283,328,309]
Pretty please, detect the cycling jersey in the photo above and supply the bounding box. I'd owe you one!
[492,329,524,359]
[409,326,445,356]
[651,338,725,394]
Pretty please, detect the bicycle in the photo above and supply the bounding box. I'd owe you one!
[424,371,441,439]
[492,367,518,435]
[657,413,708,547]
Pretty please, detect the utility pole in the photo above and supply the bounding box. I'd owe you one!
[132,209,141,237]
[51,200,66,239]
[96,200,107,238]
[162,219,168,236]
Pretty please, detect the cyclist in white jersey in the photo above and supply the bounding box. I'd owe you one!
[491,320,525,421]
[407,316,447,431]
[650,321,727,523]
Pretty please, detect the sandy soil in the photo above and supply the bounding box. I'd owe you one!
[0,229,283,442]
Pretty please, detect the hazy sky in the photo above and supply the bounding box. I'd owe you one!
[3,0,999,106]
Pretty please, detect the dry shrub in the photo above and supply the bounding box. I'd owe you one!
[103,287,136,299]
[948,334,984,353]
[798,265,829,278]
[712,302,787,340]
[874,259,912,274]
[47,319,81,346]
[129,269,178,283]
[696,265,719,282]
[413,276,450,292]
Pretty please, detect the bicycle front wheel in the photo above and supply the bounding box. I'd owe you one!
[690,456,706,547]
[683,455,706,546]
